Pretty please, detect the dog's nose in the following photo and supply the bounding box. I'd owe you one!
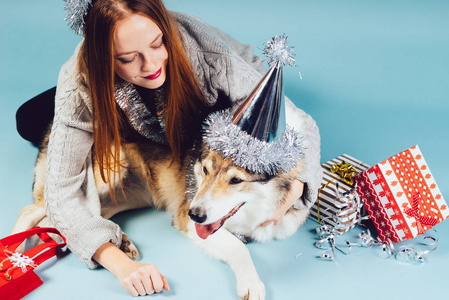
[188,207,207,224]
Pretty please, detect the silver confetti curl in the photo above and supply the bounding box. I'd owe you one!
[312,181,368,260]
[313,181,440,263]
[315,224,354,260]
[64,0,93,35]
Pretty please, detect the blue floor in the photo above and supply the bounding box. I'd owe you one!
[1,0,448,299]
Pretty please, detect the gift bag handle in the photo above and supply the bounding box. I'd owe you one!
[0,227,66,266]
[1,227,64,249]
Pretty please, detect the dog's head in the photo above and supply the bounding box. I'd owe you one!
[188,146,297,239]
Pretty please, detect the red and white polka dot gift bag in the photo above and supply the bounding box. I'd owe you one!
[355,145,448,243]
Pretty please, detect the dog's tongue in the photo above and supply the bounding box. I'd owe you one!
[195,219,222,239]
[193,203,245,239]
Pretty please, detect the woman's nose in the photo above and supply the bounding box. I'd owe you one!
[141,54,157,73]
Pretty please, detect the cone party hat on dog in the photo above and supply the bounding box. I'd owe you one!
[203,35,303,175]
[231,61,285,143]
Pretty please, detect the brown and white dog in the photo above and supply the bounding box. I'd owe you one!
[12,129,309,300]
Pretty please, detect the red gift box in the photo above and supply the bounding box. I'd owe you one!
[355,145,448,243]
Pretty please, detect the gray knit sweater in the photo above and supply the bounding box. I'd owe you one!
[44,12,322,268]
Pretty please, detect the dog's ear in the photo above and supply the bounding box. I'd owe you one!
[259,173,274,183]
[248,172,275,184]
[188,140,207,163]
[280,179,292,194]
[198,144,211,163]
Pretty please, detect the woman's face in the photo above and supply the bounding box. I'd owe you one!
[113,14,168,89]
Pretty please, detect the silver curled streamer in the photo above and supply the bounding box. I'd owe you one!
[314,182,368,260]
[314,181,440,263]
[360,228,439,263]
[315,224,354,260]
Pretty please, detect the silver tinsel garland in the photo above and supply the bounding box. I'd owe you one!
[64,0,93,35]
[184,142,201,203]
[114,79,168,144]
[203,110,304,175]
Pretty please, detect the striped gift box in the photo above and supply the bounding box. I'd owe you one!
[355,145,448,243]
[310,154,370,233]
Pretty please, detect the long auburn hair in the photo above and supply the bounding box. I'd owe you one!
[81,0,206,191]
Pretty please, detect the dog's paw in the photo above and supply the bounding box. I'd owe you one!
[120,233,140,259]
[237,276,265,300]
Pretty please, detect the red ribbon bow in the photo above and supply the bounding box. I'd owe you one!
[404,193,438,234]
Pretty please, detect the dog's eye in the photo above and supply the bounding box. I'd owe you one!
[203,166,208,175]
[229,177,243,185]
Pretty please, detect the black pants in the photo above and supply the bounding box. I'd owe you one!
[15,86,146,146]
[16,87,56,146]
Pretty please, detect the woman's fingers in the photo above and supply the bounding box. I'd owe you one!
[273,217,283,225]
[161,274,170,291]
[121,277,139,297]
[140,269,155,294]
[118,262,169,296]
[132,274,149,296]
[148,266,164,293]
[259,179,305,227]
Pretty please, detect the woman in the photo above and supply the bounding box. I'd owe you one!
[16,0,322,296]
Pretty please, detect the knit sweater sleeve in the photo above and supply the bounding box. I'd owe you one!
[173,12,265,107]
[285,97,323,209]
[44,44,122,269]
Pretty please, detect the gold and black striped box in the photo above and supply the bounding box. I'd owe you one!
[310,154,370,234]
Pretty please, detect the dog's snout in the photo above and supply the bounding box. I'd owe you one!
[188,207,207,223]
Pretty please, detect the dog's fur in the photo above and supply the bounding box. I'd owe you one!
[12,132,309,300]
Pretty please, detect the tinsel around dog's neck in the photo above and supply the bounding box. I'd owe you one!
[203,110,304,175]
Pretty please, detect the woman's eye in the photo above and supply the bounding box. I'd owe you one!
[153,36,165,49]
[153,42,164,49]
[229,177,243,185]
[203,166,208,175]
[119,58,134,64]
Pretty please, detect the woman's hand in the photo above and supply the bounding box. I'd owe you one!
[93,242,169,296]
[259,179,304,227]
[115,260,169,296]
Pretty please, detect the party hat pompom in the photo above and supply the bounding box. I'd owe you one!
[262,35,296,67]
[64,0,93,35]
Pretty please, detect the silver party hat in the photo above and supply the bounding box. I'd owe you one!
[232,61,285,143]
[203,35,303,175]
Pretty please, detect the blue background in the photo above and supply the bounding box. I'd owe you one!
[1,0,448,299]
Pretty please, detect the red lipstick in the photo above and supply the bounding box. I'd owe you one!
[145,68,162,80]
